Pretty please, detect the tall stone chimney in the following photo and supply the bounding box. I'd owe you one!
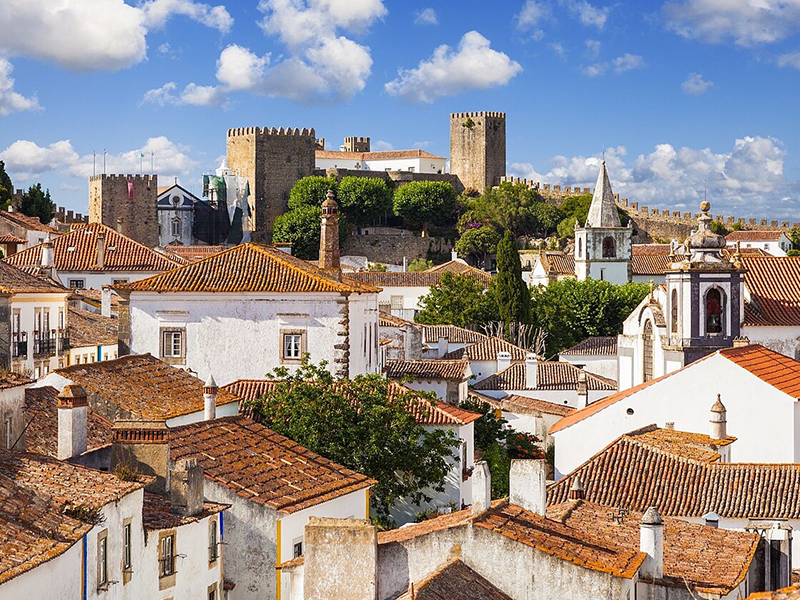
[101,286,112,318]
[437,337,449,358]
[319,190,341,280]
[471,460,491,515]
[57,384,88,460]
[111,420,170,493]
[96,231,105,269]
[204,374,218,421]
[170,457,204,517]
[568,476,585,500]
[639,506,664,580]
[576,366,588,408]
[509,459,546,516]
[710,395,727,439]
[41,234,54,269]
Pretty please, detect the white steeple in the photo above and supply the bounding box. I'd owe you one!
[586,161,621,228]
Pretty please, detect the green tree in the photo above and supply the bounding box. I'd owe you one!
[288,176,339,210]
[337,177,393,226]
[393,181,457,231]
[710,220,729,236]
[556,215,579,239]
[244,359,460,523]
[272,206,348,260]
[789,227,800,249]
[531,203,566,237]
[559,194,593,227]
[0,161,14,210]
[407,258,434,272]
[19,183,54,224]
[416,273,498,328]
[493,231,530,325]
[460,182,541,237]
[455,226,502,266]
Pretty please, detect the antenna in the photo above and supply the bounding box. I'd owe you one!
[704,178,707,203]
[602,143,605,162]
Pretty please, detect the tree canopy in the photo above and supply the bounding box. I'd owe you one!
[0,161,13,211]
[415,272,498,328]
[288,175,338,210]
[454,225,501,266]
[393,181,457,231]
[337,176,393,226]
[244,359,460,524]
[272,205,347,260]
[493,231,530,325]
[19,183,54,224]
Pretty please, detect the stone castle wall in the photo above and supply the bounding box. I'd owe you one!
[88,174,158,247]
[343,234,453,265]
[450,112,506,192]
[316,168,464,193]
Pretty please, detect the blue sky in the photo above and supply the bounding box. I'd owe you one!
[2,0,800,220]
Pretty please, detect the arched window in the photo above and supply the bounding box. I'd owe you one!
[706,288,723,334]
[643,320,654,382]
[171,218,181,237]
[578,238,583,258]
[671,289,678,334]
[602,237,616,258]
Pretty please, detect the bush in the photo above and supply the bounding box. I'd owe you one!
[393,181,457,231]
[407,258,434,272]
[288,176,338,210]
[337,177,393,226]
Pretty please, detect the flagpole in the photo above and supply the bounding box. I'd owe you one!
[140,152,143,176]
[103,150,107,175]
[93,151,96,176]
[151,150,154,172]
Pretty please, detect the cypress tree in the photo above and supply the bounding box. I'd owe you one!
[0,161,13,210]
[494,230,530,325]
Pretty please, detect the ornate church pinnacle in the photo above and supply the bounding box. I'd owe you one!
[585,161,621,228]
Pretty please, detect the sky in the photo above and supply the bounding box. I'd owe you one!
[1,0,800,220]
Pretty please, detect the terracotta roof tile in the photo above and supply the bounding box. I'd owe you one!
[395,559,512,600]
[118,243,379,294]
[0,233,27,244]
[468,392,575,417]
[316,149,444,160]
[741,256,800,326]
[0,210,59,234]
[727,230,786,242]
[560,336,618,357]
[425,260,492,281]
[473,362,616,392]
[746,586,800,599]
[141,492,227,530]
[160,245,225,264]
[444,337,527,361]
[0,261,67,294]
[6,223,178,272]
[379,312,417,327]
[720,344,800,399]
[539,251,575,275]
[54,354,239,421]
[69,287,120,310]
[384,358,470,381]
[67,306,117,347]
[0,372,31,390]
[350,270,490,287]
[422,325,488,345]
[378,506,475,544]
[168,416,373,513]
[24,386,113,457]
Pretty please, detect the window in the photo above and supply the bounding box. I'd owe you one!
[160,328,185,363]
[4,414,12,449]
[390,295,403,311]
[577,238,582,258]
[123,522,132,571]
[58,308,64,330]
[208,583,218,600]
[12,310,20,335]
[671,289,678,334]
[280,330,305,363]
[602,236,616,258]
[113,279,129,285]
[159,534,175,577]
[171,218,181,237]
[209,520,218,564]
[97,531,108,588]
[293,540,303,559]
[706,288,723,334]
[69,279,86,289]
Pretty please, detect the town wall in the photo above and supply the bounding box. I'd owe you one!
[88,174,158,247]
[316,168,464,193]
[342,234,454,265]
[450,112,506,192]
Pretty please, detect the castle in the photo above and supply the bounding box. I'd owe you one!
[88,174,158,247]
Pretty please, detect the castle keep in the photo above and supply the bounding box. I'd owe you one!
[226,127,317,243]
[89,174,158,247]
[449,111,506,192]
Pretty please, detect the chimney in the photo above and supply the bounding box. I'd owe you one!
[116,217,123,234]
[710,394,727,439]
[451,249,458,261]
[733,336,750,348]
[96,231,105,269]
[509,459,547,516]
[41,234,54,269]
[525,353,538,389]
[170,457,204,517]
[568,476,585,500]
[665,422,675,430]
[319,190,341,279]
[101,286,112,318]
[437,336,448,358]
[497,351,512,373]
[204,374,218,421]
[702,511,720,529]
[111,420,170,493]
[57,384,88,460]
[576,366,588,408]
[639,506,664,580]
[471,461,491,515]
[402,256,407,272]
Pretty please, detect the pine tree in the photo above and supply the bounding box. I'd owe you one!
[0,161,14,210]
[493,230,530,325]
[19,183,55,224]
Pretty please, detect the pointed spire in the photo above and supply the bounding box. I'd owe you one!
[585,161,621,228]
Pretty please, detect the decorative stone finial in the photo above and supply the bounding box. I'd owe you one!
[711,394,726,413]
[641,506,663,525]
[700,200,711,214]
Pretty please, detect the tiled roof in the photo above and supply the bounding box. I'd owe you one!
[0,372,31,390]
[620,425,735,461]
[24,386,113,457]
[741,256,800,326]
[546,500,758,595]
[473,362,616,392]
[422,325,488,345]
[473,501,645,579]
[631,253,672,276]
[350,271,489,288]
[67,306,117,347]
[141,492,227,530]
[0,210,59,233]
[727,230,786,242]
[425,260,492,281]
[538,251,576,275]
[395,559,512,600]
[6,223,179,272]
[0,261,66,294]
[746,586,800,599]
[316,149,444,160]
[378,505,477,545]
[379,312,417,328]
[160,245,225,264]
[548,428,800,519]
[69,287,120,310]
[384,358,469,381]
[54,354,239,421]
[443,337,527,361]
[226,379,481,426]
[719,344,800,399]
[118,243,379,294]
[468,392,575,417]
[169,416,374,514]
[0,233,27,244]
[560,336,618,356]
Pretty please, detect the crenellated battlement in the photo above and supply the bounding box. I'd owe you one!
[226,126,316,138]
[89,173,156,182]
[450,111,506,119]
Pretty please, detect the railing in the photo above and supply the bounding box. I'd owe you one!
[33,333,54,357]
[11,332,26,358]
[58,333,70,352]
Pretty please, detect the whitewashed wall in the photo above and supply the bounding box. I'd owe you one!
[11,292,70,377]
[61,271,163,290]
[315,157,445,174]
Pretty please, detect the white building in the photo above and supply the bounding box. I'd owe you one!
[315,148,446,174]
[383,358,471,404]
[726,229,793,256]
[5,222,179,290]
[157,183,198,247]
[0,208,61,250]
[118,198,380,385]
[442,336,528,384]
[66,306,118,365]
[559,336,618,381]
[0,373,31,451]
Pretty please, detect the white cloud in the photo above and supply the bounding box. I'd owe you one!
[517,0,550,30]
[372,140,394,151]
[549,42,566,57]
[415,8,438,26]
[560,0,609,29]
[664,0,800,47]
[613,53,645,73]
[0,0,231,72]
[509,136,797,218]
[141,81,228,107]
[0,58,40,116]
[413,141,431,148]
[0,140,79,179]
[585,39,601,58]
[681,72,714,95]
[580,62,607,77]
[777,52,800,69]
[385,31,522,103]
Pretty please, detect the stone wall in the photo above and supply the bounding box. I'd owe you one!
[316,168,463,193]
[450,112,506,192]
[89,174,158,247]
[343,233,453,265]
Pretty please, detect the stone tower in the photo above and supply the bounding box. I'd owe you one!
[226,127,317,243]
[343,137,370,152]
[574,161,632,284]
[319,189,340,279]
[449,111,506,192]
[89,174,158,247]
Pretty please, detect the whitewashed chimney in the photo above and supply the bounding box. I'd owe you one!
[451,249,458,261]
[438,337,448,358]
[576,366,588,408]
[568,476,585,500]
[509,459,546,516]
[204,374,218,421]
[710,395,727,439]
[101,286,112,318]
[525,353,538,389]
[496,350,512,373]
[96,231,105,269]
[41,234,54,268]
[639,506,664,580]
[702,511,720,529]
[57,384,88,460]
[471,461,491,515]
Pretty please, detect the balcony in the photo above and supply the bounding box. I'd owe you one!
[33,334,55,357]
[11,333,27,359]
[58,334,70,353]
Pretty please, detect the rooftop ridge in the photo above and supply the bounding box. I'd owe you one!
[227,127,316,137]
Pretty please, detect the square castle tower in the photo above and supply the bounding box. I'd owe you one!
[89,174,158,247]
[449,111,506,193]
